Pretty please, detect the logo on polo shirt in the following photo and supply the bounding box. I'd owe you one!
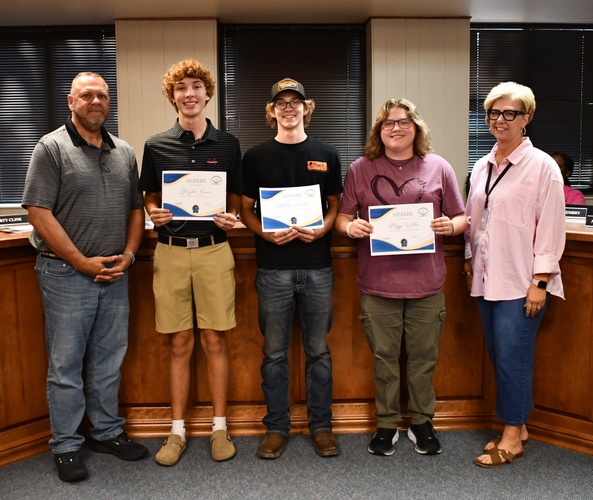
[207,158,218,166]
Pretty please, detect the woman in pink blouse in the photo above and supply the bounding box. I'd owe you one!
[464,82,566,467]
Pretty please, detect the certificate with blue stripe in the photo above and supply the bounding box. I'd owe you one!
[162,171,226,220]
[369,203,435,256]
[259,185,324,232]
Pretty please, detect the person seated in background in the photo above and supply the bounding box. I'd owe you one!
[551,152,586,205]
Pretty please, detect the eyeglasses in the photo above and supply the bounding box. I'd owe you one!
[273,99,303,110]
[381,118,413,130]
[487,109,526,121]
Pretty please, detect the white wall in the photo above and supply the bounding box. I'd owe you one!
[115,18,470,194]
[368,18,470,193]
[116,19,218,167]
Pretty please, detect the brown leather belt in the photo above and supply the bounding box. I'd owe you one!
[38,251,61,259]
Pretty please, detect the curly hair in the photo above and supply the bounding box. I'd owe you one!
[265,99,316,129]
[364,98,432,160]
[162,59,215,111]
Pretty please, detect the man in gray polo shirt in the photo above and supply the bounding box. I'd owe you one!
[22,72,148,482]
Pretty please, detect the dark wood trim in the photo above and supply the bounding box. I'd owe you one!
[2,225,593,466]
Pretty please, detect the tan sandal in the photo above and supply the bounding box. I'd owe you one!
[483,435,528,451]
[475,446,524,468]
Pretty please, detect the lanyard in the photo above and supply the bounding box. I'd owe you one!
[484,161,513,209]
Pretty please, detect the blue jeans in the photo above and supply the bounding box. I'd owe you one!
[477,295,549,425]
[255,268,334,435]
[35,255,129,453]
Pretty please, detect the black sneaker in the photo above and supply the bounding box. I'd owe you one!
[367,428,399,456]
[88,431,149,461]
[407,421,442,455]
[54,451,88,482]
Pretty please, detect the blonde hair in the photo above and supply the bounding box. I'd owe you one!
[265,99,316,129]
[483,81,536,125]
[162,59,215,111]
[365,98,432,160]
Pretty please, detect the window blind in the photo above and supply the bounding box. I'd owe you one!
[470,25,593,192]
[218,25,366,177]
[0,26,117,205]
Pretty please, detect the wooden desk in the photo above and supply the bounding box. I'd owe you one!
[2,226,593,465]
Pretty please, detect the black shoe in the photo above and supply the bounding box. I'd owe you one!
[407,421,442,455]
[54,451,88,482]
[88,431,149,461]
[368,428,399,456]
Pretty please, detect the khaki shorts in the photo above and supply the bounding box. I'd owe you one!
[153,240,236,333]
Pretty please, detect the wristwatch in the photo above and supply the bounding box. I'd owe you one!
[532,278,547,289]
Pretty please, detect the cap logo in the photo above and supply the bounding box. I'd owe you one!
[277,79,299,91]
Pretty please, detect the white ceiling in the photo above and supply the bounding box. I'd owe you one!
[1,0,592,27]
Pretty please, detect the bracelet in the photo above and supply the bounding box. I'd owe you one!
[450,222,455,236]
[122,252,135,266]
[346,221,356,239]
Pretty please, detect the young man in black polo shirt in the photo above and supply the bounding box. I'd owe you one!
[139,59,243,465]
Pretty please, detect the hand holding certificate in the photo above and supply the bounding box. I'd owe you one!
[259,185,324,232]
[162,171,227,220]
[369,203,435,256]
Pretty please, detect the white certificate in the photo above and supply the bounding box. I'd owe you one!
[162,171,226,220]
[369,203,435,256]
[259,185,324,232]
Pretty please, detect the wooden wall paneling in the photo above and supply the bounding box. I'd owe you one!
[290,241,377,433]
[329,256,375,401]
[4,229,593,464]
[533,258,593,417]
[0,262,47,425]
[326,254,377,432]
[223,257,265,404]
[119,260,171,405]
[0,249,51,465]
[435,253,488,398]
[434,248,496,429]
[193,256,265,406]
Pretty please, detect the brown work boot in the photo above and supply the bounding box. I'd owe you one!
[313,431,340,457]
[258,433,287,459]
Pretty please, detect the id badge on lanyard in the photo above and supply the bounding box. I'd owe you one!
[479,209,489,230]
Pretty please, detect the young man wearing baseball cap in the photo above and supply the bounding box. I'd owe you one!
[241,78,343,459]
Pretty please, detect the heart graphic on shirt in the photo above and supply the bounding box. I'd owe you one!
[371,175,416,204]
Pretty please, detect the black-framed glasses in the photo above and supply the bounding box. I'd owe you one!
[381,118,413,130]
[273,98,303,110]
[487,109,526,121]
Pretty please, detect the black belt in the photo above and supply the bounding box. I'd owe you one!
[38,251,61,259]
[157,233,227,249]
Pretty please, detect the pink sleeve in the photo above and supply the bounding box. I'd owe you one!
[564,185,586,205]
